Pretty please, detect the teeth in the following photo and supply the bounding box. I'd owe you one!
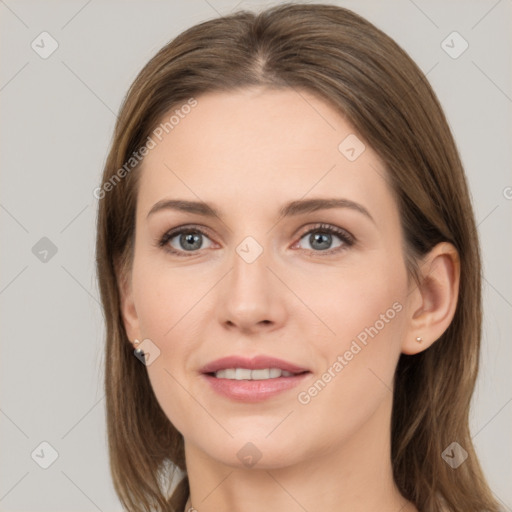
[235,368,252,380]
[213,368,296,380]
[269,368,281,378]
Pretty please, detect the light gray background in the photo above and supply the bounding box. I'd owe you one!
[1,0,511,510]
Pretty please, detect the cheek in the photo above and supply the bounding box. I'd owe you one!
[131,250,206,340]
[290,254,407,430]
[298,272,406,435]
[130,257,214,432]
[133,276,209,388]
[290,250,407,349]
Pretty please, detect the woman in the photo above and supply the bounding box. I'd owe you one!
[95,3,502,511]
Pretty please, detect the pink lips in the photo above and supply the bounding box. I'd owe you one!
[200,355,310,403]
[200,355,308,374]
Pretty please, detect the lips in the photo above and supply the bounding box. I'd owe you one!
[200,355,311,402]
[200,355,309,375]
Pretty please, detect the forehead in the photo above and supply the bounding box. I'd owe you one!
[136,87,396,223]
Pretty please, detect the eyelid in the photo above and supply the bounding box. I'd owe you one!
[157,224,215,256]
[292,223,355,254]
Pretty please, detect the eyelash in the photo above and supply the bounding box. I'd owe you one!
[157,223,355,257]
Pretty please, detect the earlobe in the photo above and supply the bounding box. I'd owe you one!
[116,258,141,346]
[402,242,460,355]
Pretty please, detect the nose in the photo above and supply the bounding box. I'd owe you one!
[217,241,288,335]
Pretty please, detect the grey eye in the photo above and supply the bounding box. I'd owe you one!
[169,231,213,252]
[298,231,344,251]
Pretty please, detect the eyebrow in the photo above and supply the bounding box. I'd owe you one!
[146,197,375,224]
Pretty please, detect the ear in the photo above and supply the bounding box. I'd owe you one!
[401,242,460,355]
[116,256,142,347]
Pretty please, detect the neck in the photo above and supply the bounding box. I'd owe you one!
[182,396,417,512]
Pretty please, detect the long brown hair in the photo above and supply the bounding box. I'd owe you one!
[95,3,501,511]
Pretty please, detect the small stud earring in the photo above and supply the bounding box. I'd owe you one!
[134,339,144,356]
[416,337,423,343]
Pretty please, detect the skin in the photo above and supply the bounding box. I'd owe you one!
[119,86,460,512]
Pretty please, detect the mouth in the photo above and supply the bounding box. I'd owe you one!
[200,355,311,402]
[210,367,301,379]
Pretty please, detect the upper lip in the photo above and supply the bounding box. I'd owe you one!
[200,355,310,375]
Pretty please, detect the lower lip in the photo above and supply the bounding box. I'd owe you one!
[203,373,310,402]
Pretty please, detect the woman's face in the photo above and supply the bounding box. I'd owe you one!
[122,86,415,469]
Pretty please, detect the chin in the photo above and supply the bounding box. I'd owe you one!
[190,428,311,470]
